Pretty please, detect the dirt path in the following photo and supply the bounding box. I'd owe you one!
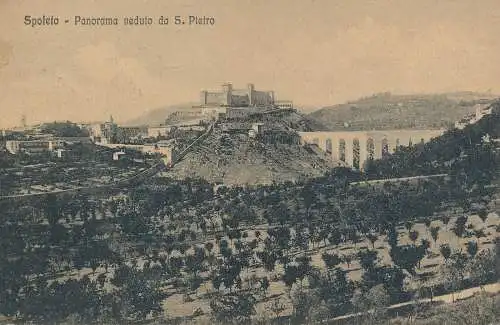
[331,282,500,322]
[350,173,448,186]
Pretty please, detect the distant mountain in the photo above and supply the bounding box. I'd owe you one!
[307,92,498,131]
[295,105,321,114]
[124,102,329,128]
[123,103,197,126]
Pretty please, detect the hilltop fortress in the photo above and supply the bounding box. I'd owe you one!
[200,83,275,107]
[195,83,294,120]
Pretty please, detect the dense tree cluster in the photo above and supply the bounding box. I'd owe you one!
[40,121,90,137]
[0,105,498,324]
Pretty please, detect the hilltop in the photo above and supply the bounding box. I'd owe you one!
[308,92,498,131]
[123,103,197,126]
[165,130,333,185]
[163,111,334,185]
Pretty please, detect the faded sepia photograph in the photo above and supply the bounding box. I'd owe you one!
[0,0,499,324]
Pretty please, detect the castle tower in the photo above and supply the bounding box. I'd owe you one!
[247,83,255,106]
[199,90,207,105]
[268,91,275,105]
[222,83,233,106]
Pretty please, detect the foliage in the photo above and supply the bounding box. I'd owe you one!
[41,121,89,137]
[209,292,257,324]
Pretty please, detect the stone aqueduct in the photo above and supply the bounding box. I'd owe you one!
[299,129,446,170]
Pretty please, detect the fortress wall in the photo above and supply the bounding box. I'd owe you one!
[205,92,225,105]
[252,90,274,106]
[230,94,250,106]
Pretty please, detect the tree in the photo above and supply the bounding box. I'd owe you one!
[441,252,468,302]
[409,230,419,244]
[423,218,432,232]
[440,244,452,261]
[430,226,440,245]
[386,224,399,250]
[468,249,496,289]
[209,292,257,324]
[317,267,354,317]
[295,255,313,286]
[342,254,354,269]
[390,245,422,276]
[478,208,489,224]
[495,237,500,279]
[205,242,214,255]
[310,302,331,324]
[300,184,317,219]
[184,273,204,297]
[441,215,451,230]
[259,276,270,294]
[110,266,165,321]
[358,250,378,271]
[418,239,431,268]
[272,203,291,226]
[282,264,300,292]
[352,284,390,325]
[289,286,319,323]
[366,233,378,249]
[321,252,341,270]
[294,227,309,251]
[453,215,468,239]
[405,220,414,233]
[466,240,478,258]
[257,249,277,272]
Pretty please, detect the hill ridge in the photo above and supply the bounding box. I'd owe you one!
[308,92,498,131]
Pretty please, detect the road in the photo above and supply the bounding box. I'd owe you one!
[350,173,448,186]
[330,282,500,322]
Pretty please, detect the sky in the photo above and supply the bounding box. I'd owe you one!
[1,0,500,127]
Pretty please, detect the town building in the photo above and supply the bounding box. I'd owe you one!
[87,117,118,144]
[251,123,264,134]
[4,137,90,155]
[147,125,171,138]
[87,117,150,144]
[99,142,177,165]
[274,100,294,109]
[115,126,148,143]
[5,139,62,154]
[226,107,261,119]
[56,148,65,158]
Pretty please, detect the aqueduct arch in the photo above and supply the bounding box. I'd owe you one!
[299,129,445,171]
[339,139,346,162]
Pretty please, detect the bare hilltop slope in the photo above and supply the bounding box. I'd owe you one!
[167,130,333,185]
[308,91,498,131]
[165,111,334,185]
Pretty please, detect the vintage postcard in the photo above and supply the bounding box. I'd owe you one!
[0,0,499,324]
